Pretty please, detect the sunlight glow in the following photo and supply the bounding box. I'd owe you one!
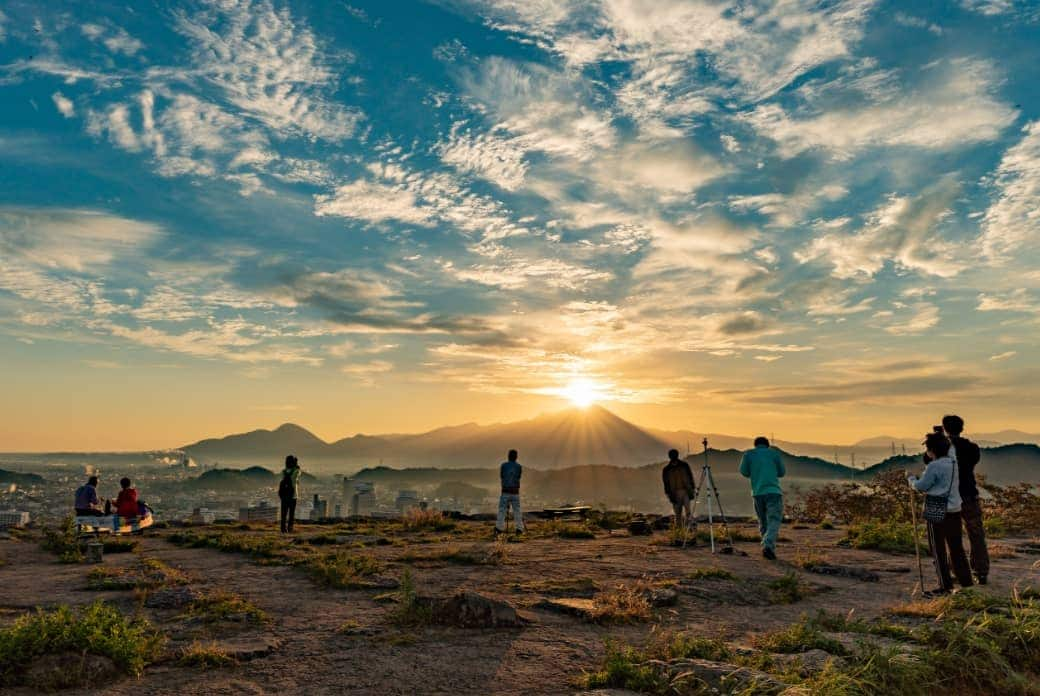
[559,378,607,408]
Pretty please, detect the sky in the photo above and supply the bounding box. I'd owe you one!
[1,0,1039,451]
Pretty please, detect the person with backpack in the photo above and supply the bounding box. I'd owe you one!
[494,449,525,535]
[943,414,990,584]
[662,449,696,532]
[278,455,301,534]
[908,431,973,595]
[113,477,139,519]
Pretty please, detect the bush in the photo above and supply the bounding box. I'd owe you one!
[792,470,914,525]
[587,584,652,624]
[578,642,663,693]
[841,520,919,554]
[41,516,82,563]
[401,509,456,532]
[753,619,849,655]
[0,601,164,685]
[389,570,432,627]
[979,479,1040,535]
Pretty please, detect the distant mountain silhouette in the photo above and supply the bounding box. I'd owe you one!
[860,443,1040,486]
[186,465,317,491]
[183,423,331,462]
[0,468,44,485]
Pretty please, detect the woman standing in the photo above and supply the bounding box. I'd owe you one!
[908,431,973,595]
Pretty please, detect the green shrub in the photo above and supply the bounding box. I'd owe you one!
[841,520,919,554]
[578,642,663,693]
[185,592,267,624]
[41,516,82,563]
[389,570,432,627]
[767,572,809,604]
[753,618,849,656]
[0,601,164,685]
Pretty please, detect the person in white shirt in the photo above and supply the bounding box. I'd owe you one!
[908,431,973,595]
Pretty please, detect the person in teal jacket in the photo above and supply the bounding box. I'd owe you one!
[739,436,785,560]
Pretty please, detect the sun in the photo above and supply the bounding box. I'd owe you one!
[559,378,605,408]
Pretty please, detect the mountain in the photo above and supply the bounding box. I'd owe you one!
[186,465,317,492]
[183,423,331,463]
[0,468,44,485]
[860,444,1040,486]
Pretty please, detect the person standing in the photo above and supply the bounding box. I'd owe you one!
[943,415,990,584]
[739,437,785,560]
[662,449,696,531]
[909,431,973,595]
[278,455,301,534]
[495,449,525,535]
[74,475,105,517]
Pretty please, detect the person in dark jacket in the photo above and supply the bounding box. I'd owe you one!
[278,455,301,534]
[662,449,696,531]
[495,449,525,535]
[74,476,105,516]
[943,414,990,584]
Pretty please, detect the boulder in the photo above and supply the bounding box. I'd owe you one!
[653,658,787,695]
[216,634,282,661]
[428,591,526,628]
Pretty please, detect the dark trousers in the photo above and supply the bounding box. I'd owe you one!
[75,508,106,517]
[960,497,990,578]
[280,498,297,533]
[926,512,973,590]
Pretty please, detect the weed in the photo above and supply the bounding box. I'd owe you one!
[41,516,82,563]
[661,633,733,662]
[301,552,383,589]
[753,619,849,656]
[185,591,268,624]
[401,509,456,532]
[177,641,235,667]
[587,584,652,624]
[86,566,140,591]
[578,642,663,693]
[840,520,919,554]
[686,566,737,581]
[0,601,164,685]
[389,570,433,627]
[102,538,139,554]
[767,572,808,604]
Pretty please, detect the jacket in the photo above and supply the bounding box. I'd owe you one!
[662,459,695,503]
[115,488,139,518]
[911,455,962,513]
[279,466,301,500]
[951,436,981,501]
[500,460,522,494]
[739,445,785,497]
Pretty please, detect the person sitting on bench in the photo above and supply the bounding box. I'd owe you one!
[113,477,139,519]
[74,475,106,517]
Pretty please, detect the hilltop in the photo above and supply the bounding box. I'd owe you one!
[0,468,44,486]
[862,443,1040,486]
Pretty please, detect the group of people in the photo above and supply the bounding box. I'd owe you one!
[73,475,143,519]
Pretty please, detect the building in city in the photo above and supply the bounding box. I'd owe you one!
[310,494,328,520]
[238,501,278,523]
[0,510,30,528]
[395,490,420,513]
[348,481,375,516]
[189,507,216,525]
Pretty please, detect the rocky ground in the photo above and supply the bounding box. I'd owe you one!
[1,517,1038,695]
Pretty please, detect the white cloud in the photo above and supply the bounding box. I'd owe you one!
[980,121,1040,260]
[452,258,612,290]
[880,302,940,335]
[960,0,1014,15]
[437,123,529,191]
[103,29,144,56]
[314,180,434,225]
[978,289,1036,312]
[745,59,1017,158]
[989,350,1017,361]
[51,92,74,118]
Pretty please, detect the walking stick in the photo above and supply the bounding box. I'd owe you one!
[908,475,926,597]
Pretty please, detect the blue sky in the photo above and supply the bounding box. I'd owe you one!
[1,0,1039,449]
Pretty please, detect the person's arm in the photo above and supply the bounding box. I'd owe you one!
[775,452,786,479]
[683,463,695,494]
[662,466,669,492]
[739,452,750,478]
[912,461,940,492]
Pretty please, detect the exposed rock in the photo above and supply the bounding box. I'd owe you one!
[216,634,282,661]
[536,597,597,618]
[648,587,679,607]
[802,563,880,582]
[769,649,843,676]
[26,652,119,690]
[427,591,526,628]
[652,657,787,695]
[145,585,203,609]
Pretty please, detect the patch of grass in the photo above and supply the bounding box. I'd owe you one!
[166,531,285,559]
[301,551,383,589]
[389,570,433,627]
[557,524,597,539]
[661,633,733,662]
[177,641,235,668]
[0,601,164,685]
[840,520,919,554]
[578,642,663,693]
[397,544,505,566]
[794,550,829,569]
[41,515,82,563]
[753,619,849,656]
[185,591,267,624]
[985,515,1010,538]
[400,509,456,532]
[86,558,187,591]
[695,525,761,544]
[102,538,139,554]
[86,566,140,591]
[587,584,652,624]
[818,520,836,530]
[767,571,809,604]
[686,566,737,581]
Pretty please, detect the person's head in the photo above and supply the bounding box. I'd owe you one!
[754,436,770,448]
[87,475,99,487]
[924,431,951,459]
[120,477,131,489]
[942,414,965,437]
[285,454,298,468]
[668,448,679,461]
[507,449,518,462]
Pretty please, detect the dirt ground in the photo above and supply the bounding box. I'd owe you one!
[2,521,1039,695]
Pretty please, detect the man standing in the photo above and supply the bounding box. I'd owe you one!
[943,415,990,584]
[662,449,696,531]
[74,475,105,516]
[495,449,525,535]
[739,437,786,560]
[278,455,301,534]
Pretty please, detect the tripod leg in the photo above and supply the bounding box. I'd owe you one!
[705,467,735,551]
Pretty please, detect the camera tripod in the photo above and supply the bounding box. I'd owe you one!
[683,438,735,554]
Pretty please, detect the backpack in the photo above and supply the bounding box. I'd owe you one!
[278,471,295,500]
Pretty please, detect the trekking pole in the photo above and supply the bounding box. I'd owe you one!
[703,439,716,553]
[908,472,926,597]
